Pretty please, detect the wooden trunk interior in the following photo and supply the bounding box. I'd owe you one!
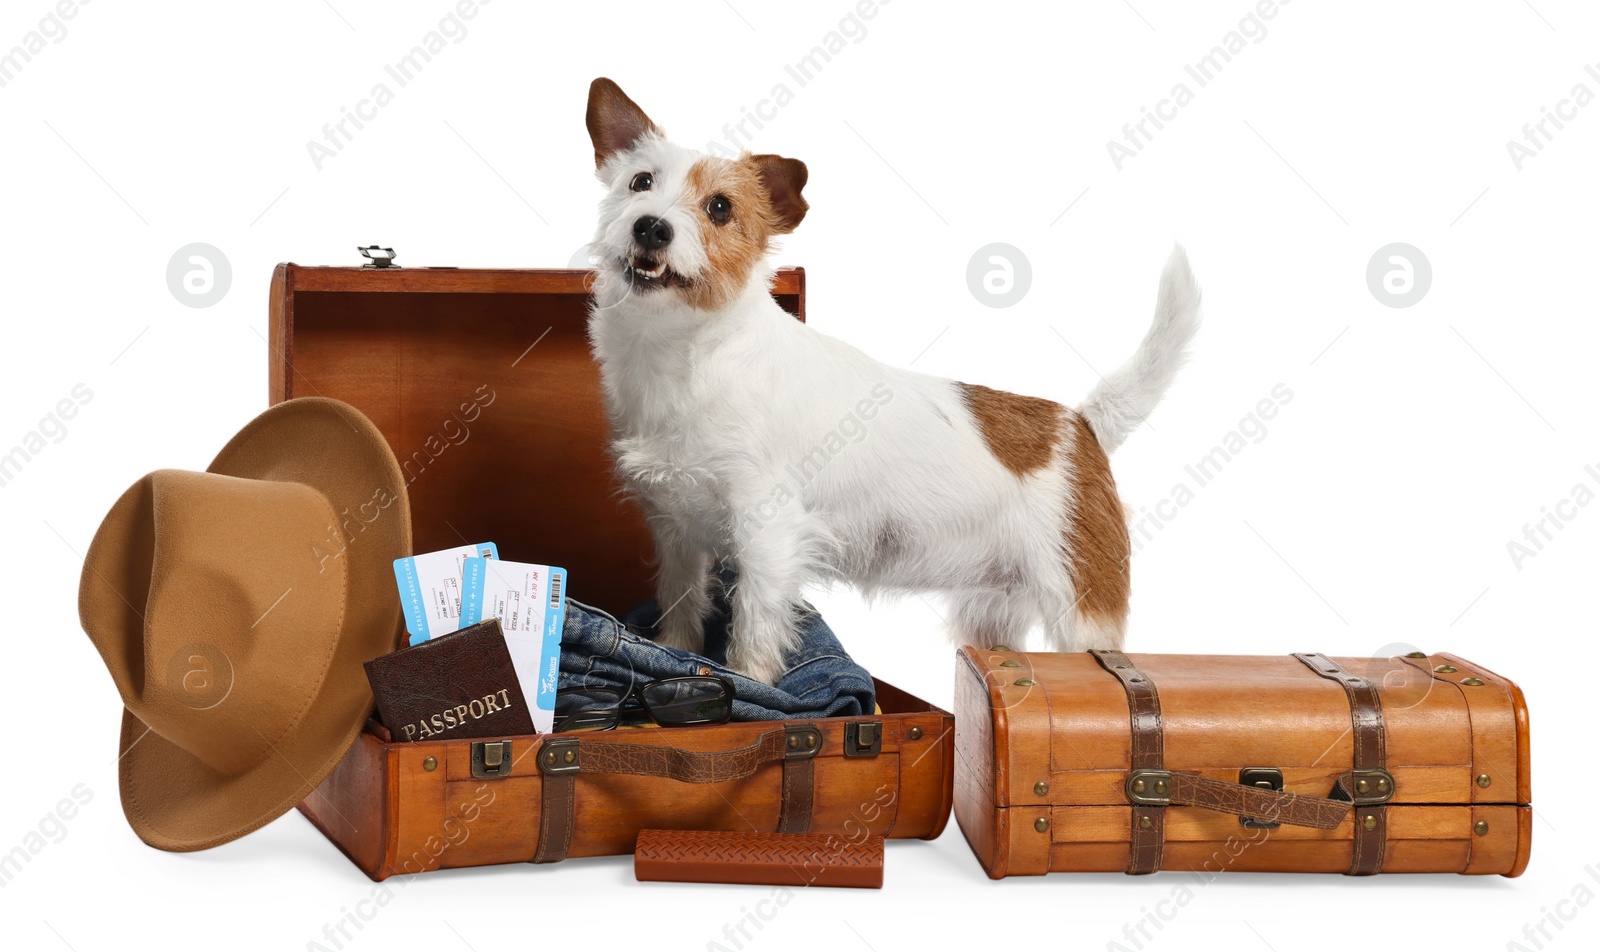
[270,266,804,612]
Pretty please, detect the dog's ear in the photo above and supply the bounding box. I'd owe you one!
[750,154,809,234]
[586,78,660,169]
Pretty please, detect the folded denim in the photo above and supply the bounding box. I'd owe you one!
[556,589,875,721]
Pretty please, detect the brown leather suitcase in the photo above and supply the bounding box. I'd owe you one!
[269,260,954,880]
[955,646,1531,877]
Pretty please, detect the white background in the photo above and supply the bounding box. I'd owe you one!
[2,1,1596,950]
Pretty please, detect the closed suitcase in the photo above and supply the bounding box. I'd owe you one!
[271,260,955,879]
[955,645,1531,877]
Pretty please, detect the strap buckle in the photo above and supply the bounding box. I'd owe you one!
[1127,769,1171,806]
[537,737,581,775]
[784,723,822,760]
[1333,768,1396,805]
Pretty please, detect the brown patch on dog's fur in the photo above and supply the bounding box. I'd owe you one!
[958,382,1063,476]
[681,155,797,311]
[1061,412,1130,625]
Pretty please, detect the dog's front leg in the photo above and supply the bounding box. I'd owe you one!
[652,531,714,655]
[723,512,807,685]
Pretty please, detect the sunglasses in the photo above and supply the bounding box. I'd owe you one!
[553,675,735,732]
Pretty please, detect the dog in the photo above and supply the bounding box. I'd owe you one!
[582,78,1200,684]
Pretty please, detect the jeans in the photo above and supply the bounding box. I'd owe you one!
[557,584,876,721]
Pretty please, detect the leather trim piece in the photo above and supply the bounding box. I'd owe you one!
[532,773,574,864]
[779,757,815,834]
[1092,649,1164,875]
[1294,652,1388,875]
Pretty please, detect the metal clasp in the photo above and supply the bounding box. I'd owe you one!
[471,740,514,779]
[1239,767,1284,829]
[358,245,398,268]
[843,721,882,758]
[784,724,821,760]
[1335,768,1396,805]
[1127,769,1171,806]
[536,737,580,776]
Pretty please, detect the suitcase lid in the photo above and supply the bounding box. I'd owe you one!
[269,263,805,612]
[958,646,1530,810]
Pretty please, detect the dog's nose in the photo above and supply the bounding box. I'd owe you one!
[633,216,674,251]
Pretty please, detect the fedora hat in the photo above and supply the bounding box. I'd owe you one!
[79,397,412,851]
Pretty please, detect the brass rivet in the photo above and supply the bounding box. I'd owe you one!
[1138,816,1153,830]
[991,645,1011,652]
[1133,779,1147,794]
[423,756,438,772]
[1476,774,1492,789]
[1129,677,1144,683]
[564,749,575,764]
[1014,678,1037,686]
[1155,780,1168,795]
[1362,815,1378,831]
[1034,817,1049,833]
[1357,779,1371,794]
[787,736,798,750]
[544,751,555,765]
[1377,779,1390,792]
[1461,677,1486,687]
[1000,660,1022,668]
[807,733,817,747]
[1034,781,1050,796]
[1434,664,1458,674]
[908,727,923,741]
[1405,651,1428,659]
[1475,820,1490,836]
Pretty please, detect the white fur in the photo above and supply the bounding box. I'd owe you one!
[1079,246,1202,453]
[587,135,1199,683]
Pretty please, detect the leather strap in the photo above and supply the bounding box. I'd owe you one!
[531,724,821,864]
[1167,773,1348,830]
[1294,653,1388,875]
[1092,649,1165,875]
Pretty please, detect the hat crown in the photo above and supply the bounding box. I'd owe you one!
[88,469,348,776]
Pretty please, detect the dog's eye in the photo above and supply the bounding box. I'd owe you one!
[705,194,732,225]
[630,172,653,192]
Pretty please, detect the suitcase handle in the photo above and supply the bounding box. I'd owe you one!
[535,723,821,783]
[1127,769,1352,830]
[531,723,821,863]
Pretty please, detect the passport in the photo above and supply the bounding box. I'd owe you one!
[362,618,536,742]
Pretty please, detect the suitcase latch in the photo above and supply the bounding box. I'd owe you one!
[358,245,398,268]
[844,721,882,758]
[1239,767,1284,829]
[471,740,514,778]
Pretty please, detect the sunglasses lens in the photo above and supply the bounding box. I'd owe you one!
[554,688,624,732]
[640,678,733,726]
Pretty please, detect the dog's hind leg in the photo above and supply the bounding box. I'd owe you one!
[949,590,1035,649]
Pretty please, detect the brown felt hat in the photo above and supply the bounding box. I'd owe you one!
[78,398,411,851]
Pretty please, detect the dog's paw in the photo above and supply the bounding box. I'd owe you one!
[654,611,706,654]
[725,637,787,686]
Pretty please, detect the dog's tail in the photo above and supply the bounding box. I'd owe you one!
[1077,245,1201,454]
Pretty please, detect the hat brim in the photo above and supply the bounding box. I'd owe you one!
[117,398,411,851]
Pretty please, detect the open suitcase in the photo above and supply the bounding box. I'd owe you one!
[271,259,955,880]
[955,646,1532,877]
